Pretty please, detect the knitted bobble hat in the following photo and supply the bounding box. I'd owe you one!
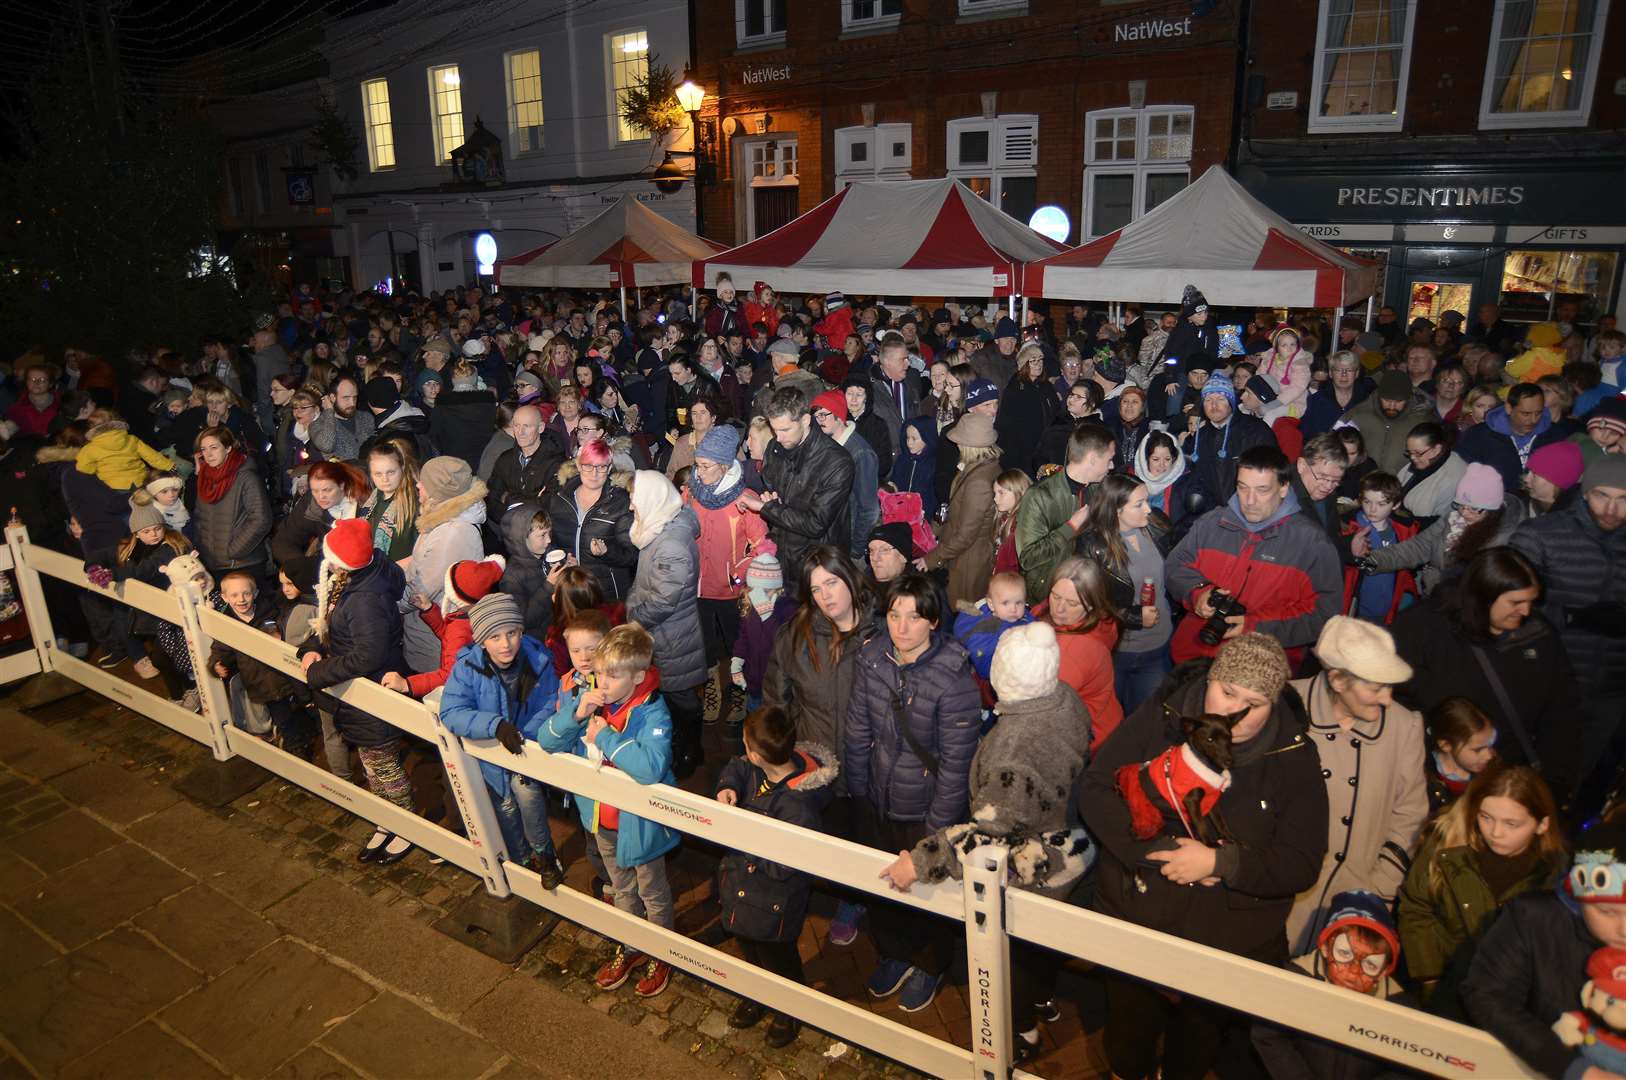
[989,621,1062,705]
[1208,632,1290,702]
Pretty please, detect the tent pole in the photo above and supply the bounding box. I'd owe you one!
[692,285,698,315]
[1008,294,1016,321]
[1020,296,1029,331]
[1364,294,1375,331]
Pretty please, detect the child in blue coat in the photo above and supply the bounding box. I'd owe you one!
[538,621,680,999]
[438,593,564,886]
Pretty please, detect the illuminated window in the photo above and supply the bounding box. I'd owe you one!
[361,78,395,170]
[506,50,544,153]
[428,65,465,164]
[608,30,649,144]
[1310,0,1418,133]
[1480,0,1608,129]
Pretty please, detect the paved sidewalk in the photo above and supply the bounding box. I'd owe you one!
[0,676,1109,1079]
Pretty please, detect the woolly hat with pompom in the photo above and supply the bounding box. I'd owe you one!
[989,621,1061,705]
[444,555,506,612]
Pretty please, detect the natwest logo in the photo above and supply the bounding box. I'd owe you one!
[1114,17,1192,42]
[738,65,791,86]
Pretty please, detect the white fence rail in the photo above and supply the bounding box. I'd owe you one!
[0,524,1538,1080]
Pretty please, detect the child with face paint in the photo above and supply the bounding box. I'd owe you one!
[1252,890,1410,1078]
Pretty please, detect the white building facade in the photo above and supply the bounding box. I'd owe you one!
[321,0,693,295]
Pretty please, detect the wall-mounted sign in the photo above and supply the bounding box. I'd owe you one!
[285,167,316,206]
[738,65,791,87]
[1339,185,1525,209]
[1509,225,1626,245]
[1266,91,1299,110]
[1295,224,1395,243]
[1401,224,1496,244]
[1114,16,1193,43]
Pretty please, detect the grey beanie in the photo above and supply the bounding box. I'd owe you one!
[128,499,165,533]
[468,593,524,644]
[1583,455,1626,493]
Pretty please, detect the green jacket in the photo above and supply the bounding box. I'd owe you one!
[1397,837,1562,1008]
[1015,468,1092,603]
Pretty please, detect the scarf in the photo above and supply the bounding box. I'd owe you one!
[197,450,246,504]
[1134,434,1187,498]
[1443,507,1469,554]
[628,469,684,548]
[689,459,743,510]
[157,499,190,531]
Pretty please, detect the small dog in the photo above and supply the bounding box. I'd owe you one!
[1116,708,1247,847]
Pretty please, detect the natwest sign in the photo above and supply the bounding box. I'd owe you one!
[1114,16,1193,42]
[737,64,791,86]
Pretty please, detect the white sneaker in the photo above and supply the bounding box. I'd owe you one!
[132,657,159,680]
[180,688,201,712]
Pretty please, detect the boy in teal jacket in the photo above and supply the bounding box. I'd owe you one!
[537,621,680,998]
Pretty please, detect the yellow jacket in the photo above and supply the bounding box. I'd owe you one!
[75,422,173,490]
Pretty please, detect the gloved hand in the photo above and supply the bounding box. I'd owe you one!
[86,564,114,588]
[495,720,524,754]
[731,671,746,690]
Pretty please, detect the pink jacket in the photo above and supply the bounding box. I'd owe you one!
[683,489,769,600]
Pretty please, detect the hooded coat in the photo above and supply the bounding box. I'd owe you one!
[626,474,707,692]
[362,401,435,464]
[440,635,561,797]
[715,742,839,942]
[843,631,982,830]
[497,500,553,638]
[889,417,939,515]
[1079,658,1328,961]
[922,454,998,608]
[298,558,407,748]
[996,372,1059,475]
[75,419,172,490]
[1510,494,1626,699]
[429,388,497,472]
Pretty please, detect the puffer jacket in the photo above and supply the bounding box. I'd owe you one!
[75,420,172,489]
[843,631,981,829]
[547,463,638,599]
[626,504,706,692]
[537,670,680,869]
[1398,835,1564,1012]
[298,558,407,748]
[764,610,879,797]
[1078,658,1328,962]
[193,459,272,574]
[497,500,553,638]
[759,426,854,581]
[715,742,838,943]
[1510,495,1626,698]
[439,636,561,798]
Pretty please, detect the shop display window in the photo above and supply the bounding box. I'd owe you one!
[1499,248,1617,324]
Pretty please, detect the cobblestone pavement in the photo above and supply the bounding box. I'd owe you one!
[0,670,1109,1080]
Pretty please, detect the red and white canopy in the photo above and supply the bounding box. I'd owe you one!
[496,195,721,289]
[693,178,1064,298]
[1026,166,1379,308]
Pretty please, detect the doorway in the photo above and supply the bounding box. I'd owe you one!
[752,187,798,237]
[1406,276,1474,325]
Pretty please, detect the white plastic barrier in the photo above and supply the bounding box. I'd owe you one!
[1,524,1540,1079]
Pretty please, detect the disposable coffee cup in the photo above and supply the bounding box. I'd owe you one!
[545,549,567,570]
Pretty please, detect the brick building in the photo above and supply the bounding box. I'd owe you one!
[1237,0,1626,329]
[687,0,1243,259]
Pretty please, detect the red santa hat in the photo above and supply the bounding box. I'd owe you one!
[443,556,506,612]
[321,517,374,572]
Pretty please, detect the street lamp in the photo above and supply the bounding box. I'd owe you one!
[673,75,707,237]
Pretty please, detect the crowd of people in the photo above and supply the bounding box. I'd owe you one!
[7,278,1626,1078]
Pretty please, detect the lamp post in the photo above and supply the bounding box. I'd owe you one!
[675,77,706,238]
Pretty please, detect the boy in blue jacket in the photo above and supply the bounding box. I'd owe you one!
[438,593,565,888]
[538,621,680,998]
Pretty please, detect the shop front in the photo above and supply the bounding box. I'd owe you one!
[1236,155,1626,332]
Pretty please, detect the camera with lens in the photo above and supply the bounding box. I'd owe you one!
[1198,589,1247,647]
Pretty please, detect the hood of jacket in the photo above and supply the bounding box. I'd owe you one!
[1135,433,1187,498]
[786,741,841,793]
[417,480,489,532]
[377,401,429,431]
[35,444,80,464]
[86,418,130,441]
[630,469,685,547]
[1224,485,1302,533]
[500,498,545,559]
[1484,403,1553,440]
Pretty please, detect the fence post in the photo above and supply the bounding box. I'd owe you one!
[962,844,1013,1080]
[427,704,512,899]
[5,523,57,673]
[170,581,236,762]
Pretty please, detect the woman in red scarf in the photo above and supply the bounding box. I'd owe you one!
[193,426,272,574]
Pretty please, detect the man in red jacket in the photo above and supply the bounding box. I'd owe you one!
[1166,445,1343,664]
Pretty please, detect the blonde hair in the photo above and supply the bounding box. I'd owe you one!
[958,443,1002,466]
[993,468,1031,551]
[595,622,654,675]
[1423,764,1566,893]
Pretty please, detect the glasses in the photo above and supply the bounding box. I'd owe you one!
[579,463,612,474]
[1404,447,1434,461]
[1307,468,1343,488]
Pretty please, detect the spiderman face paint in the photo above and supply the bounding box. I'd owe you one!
[1323,932,1391,995]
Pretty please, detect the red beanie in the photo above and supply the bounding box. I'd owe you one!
[446,556,506,607]
[321,518,374,572]
[812,389,849,423]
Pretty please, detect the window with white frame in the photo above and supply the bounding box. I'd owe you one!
[1309,0,1418,132]
[1082,106,1192,238]
[1479,0,1609,129]
[361,78,395,170]
[834,123,911,186]
[505,50,544,154]
[748,139,798,181]
[958,0,1027,15]
[737,0,787,45]
[427,64,465,164]
[843,0,902,31]
[946,114,1039,225]
[608,29,650,143]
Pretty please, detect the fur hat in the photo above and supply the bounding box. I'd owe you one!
[1314,616,1412,685]
[948,411,996,448]
[1455,462,1505,510]
[444,556,506,611]
[468,593,524,644]
[812,389,849,423]
[128,497,164,534]
[989,621,1061,704]
[420,456,474,504]
[1209,632,1290,702]
[1528,441,1585,491]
